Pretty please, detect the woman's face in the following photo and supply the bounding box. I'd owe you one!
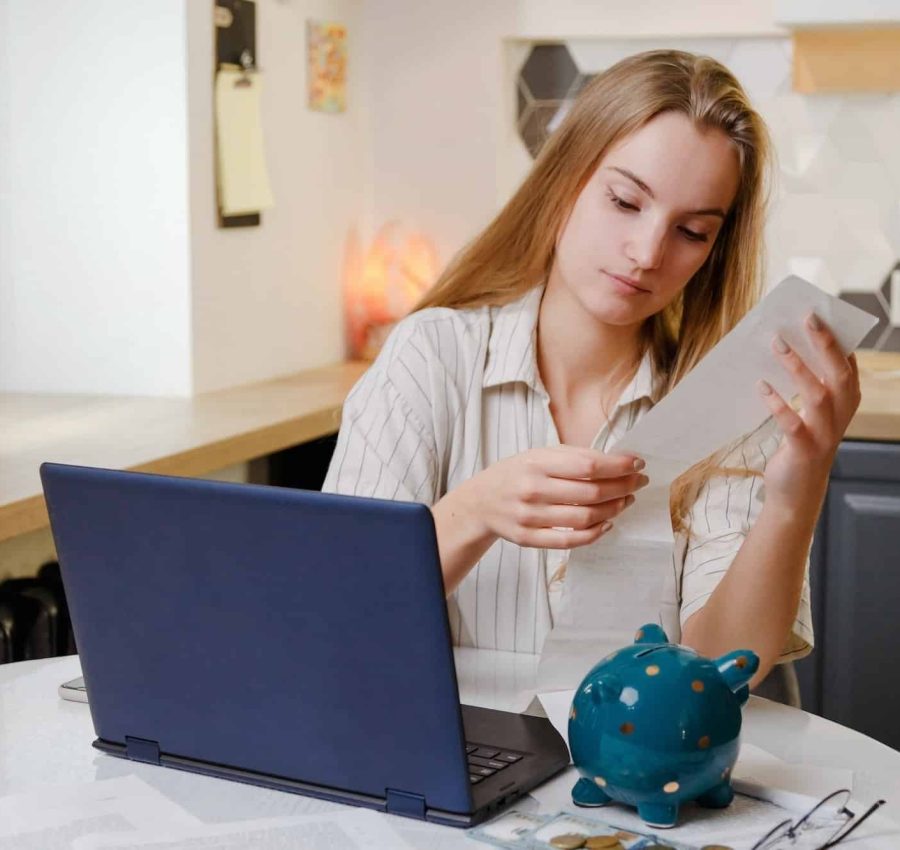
[550,110,742,328]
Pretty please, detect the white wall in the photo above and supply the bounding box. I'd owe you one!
[188,0,368,393]
[0,0,193,395]
[0,0,367,397]
[514,0,784,38]
[362,1,786,275]
[361,0,517,269]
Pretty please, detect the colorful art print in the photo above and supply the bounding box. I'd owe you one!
[307,20,347,113]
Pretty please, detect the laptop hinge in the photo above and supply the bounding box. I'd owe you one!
[385,788,426,819]
[125,736,161,765]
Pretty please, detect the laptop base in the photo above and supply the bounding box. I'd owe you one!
[94,703,570,828]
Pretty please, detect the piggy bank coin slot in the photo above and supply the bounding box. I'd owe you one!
[634,646,668,658]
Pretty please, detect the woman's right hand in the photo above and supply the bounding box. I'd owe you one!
[458,445,649,550]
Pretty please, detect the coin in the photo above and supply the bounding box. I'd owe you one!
[614,832,638,840]
[549,833,588,849]
[585,837,624,850]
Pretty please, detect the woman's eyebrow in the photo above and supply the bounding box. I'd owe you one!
[605,166,726,218]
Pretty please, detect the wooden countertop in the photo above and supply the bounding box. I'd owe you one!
[2,351,899,545]
[848,350,900,441]
[0,361,369,544]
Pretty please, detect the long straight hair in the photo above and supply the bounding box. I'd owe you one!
[413,49,774,536]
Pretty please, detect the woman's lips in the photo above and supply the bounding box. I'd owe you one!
[604,270,650,294]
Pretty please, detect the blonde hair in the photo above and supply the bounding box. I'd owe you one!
[413,49,774,538]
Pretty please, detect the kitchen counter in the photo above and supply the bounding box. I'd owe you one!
[0,361,369,544]
[847,350,900,441]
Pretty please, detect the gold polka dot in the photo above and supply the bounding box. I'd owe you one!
[635,629,644,640]
[663,781,680,793]
[691,680,705,692]
[594,776,607,788]
[645,665,660,676]
[619,722,634,735]
[736,655,747,669]
[698,735,711,749]
[570,706,577,720]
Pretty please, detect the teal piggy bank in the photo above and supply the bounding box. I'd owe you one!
[568,623,759,829]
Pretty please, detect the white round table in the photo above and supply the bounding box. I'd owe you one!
[1,651,897,849]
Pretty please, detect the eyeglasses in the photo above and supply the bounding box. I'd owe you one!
[752,789,886,849]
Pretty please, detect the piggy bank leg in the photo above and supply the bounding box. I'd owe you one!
[637,802,679,829]
[571,778,612,807]
[696,780,734,809]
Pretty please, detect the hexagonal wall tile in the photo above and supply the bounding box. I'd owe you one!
[725,39,791,102]
[878,327,900,352]
[520,45,579,101]
[837,291,889,348]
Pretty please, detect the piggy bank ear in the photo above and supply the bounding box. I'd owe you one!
[634,624,668,645]
[591,673,624,705]
[716,649,759,694]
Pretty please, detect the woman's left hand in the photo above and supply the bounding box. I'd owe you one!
[756,311,862,517]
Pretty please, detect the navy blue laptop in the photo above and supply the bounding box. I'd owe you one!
[40,463,568,827]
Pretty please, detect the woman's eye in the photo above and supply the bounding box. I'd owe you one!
[679,227,708,243]
[607,191,638,212]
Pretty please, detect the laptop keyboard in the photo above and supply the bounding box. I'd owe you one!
[465,743,524,784]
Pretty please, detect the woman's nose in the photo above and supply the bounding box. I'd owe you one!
[627,222,666,270]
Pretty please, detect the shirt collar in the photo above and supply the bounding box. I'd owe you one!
[482,283,665,405]
[482,285,544,391]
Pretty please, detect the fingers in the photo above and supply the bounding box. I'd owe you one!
[516,496,635,533]
[805,312,857,389]
[805,312,861,415]
[770,333,834,436]
[530,472,649,506]
[519,520,615,550]
[757,378,805,441]
[529,445,644,481]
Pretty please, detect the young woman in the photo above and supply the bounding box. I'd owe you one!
[323,50,861,690]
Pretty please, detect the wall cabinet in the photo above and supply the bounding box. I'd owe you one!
[795,440,900,751]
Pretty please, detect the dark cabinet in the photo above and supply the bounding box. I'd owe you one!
[795,440,900,751]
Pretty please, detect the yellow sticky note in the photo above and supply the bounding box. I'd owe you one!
[214,68,274,216]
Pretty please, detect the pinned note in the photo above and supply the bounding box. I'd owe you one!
[214,67,274,216]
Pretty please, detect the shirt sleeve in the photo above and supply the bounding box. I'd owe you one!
[322,318,441,505]
[679,415,815,663]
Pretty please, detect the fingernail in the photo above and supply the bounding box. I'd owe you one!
[600,521,613,533]
[807,312,823,331]
[638,474,650,488]
[633,458,646,471]
[773,335,790,354]
[624,495,636,507]
[758,379,773,396]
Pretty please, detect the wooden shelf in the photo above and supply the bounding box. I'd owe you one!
[0,362,369,544]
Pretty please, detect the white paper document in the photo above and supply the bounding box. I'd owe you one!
[539,276,879,692]
[72,809,416,850]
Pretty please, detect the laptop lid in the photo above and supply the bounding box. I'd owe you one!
[40,463,474,817]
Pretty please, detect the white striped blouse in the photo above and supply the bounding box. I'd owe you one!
[322,284,814,661]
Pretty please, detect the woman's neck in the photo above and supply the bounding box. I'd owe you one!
[536,279,644,409]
